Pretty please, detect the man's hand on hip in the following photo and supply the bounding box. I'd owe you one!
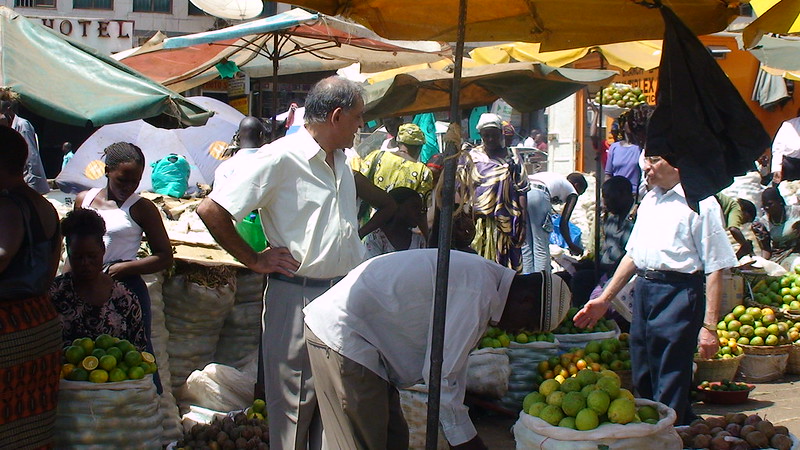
[250,247,300,276]
[697,327,719,359]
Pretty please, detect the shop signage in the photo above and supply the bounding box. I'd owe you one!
[31,16,134,54]
[614,68,659,105]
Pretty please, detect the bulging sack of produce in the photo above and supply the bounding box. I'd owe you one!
[214,270,263,370]
[399,385,449,450]
[466,348,510,398]
[55,375,162,449]
[512,398,681,450]
[179,363,255,412]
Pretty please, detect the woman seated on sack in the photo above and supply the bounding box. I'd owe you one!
[753,187,800,265]
[50,208,147,350]
[364,187,427,258]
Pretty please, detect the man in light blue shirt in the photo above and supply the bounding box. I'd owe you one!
[575,152,737,426]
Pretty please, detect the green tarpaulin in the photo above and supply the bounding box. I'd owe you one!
[0,7,211,128]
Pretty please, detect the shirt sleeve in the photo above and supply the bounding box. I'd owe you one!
[605,145,615,176]
[772,121,799,173]
[696,198,739,274]
[208,152,283,222]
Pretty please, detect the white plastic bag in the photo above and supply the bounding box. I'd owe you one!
[512,398,681,450]
[500,340,560,411]
[399,385,450,450]
[179,363,255,412]
[55,376,162,449]
[466,348,510,398]
[738,353,789,382]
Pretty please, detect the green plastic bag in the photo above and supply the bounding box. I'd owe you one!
[151,154,190,198]
[236,211,268,252]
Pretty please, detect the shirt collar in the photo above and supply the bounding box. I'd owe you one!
[655,182,684,199]
[295,125,326,160]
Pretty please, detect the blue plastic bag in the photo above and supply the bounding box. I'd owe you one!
[151,154,190,198]
[549,214,584,251]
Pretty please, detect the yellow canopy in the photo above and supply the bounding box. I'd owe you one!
[743,0,800,48]
[288,0,737,51]
[469,41,662,71]
[362,58,481,84]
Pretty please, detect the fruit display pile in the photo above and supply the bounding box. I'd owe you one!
[554,308,617,334]
[537,336,631,383]
[679,414,792,450]
[477,326,555,349]
[61,334,157,383]
[522,369,656,431]
[175,409,269,450]
[698,380,752,392]
[245,399,267,421]
[593,83,648,108]
[716,305,799,347]
[750,271,800,310]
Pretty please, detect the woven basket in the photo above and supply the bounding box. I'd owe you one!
[693,354,744,383]
[739,343,793,355]
[787,343,800,375]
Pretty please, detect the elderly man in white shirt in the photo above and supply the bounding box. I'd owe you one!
[575,152,737,426]
[197,76,395,450]
[304,249,571,450]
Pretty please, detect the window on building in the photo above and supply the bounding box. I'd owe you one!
[73,0,111,9]
[133,0,170,13]
[188,1,204,15]
[15,0,55,8]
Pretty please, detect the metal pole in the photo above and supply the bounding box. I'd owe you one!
[594,57,604,282]
[271,33,279,140]
[425,0,466,448]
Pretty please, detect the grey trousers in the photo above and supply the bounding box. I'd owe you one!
[262,277,334,450]
[306,327,409,450]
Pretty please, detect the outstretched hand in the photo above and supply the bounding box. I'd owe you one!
[249,246,300,276]
[573,297,610,329]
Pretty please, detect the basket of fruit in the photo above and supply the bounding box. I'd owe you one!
[592,83,649,119]
[696,380,755,405]
[739,343,793,355]
[787,342,800,375]
[694,353,744,383]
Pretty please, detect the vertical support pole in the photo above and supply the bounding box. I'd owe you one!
[425,0,467,448]
[271,33,280,140]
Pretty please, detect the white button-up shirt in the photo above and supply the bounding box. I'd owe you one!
[771,117,800,173]
[626,183,737,274]
[303,249,515,446]
[209,126,364,278]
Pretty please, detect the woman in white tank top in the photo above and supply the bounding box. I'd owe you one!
[74,142,173,392]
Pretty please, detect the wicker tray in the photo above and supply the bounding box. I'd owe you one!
[694,354,744,383]
[788,343,800,375]
[739,343,794,355]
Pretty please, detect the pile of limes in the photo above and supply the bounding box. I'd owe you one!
[477,326,555,349]
[61,334,157,383]
[716,305,798,348]
[593,83,648,108]
[523,369,659,431]
[750,270,800,310]
[539,335,632,383]
[553,308,617,334]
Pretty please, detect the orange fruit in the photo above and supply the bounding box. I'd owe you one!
[576,359,587,370]
[89,369,109,383]
[140,351,155,364]
[64,346,85,365]
[81,355,99,371]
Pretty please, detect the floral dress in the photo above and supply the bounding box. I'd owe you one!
[364,229,426,259]
[49,272,147,350]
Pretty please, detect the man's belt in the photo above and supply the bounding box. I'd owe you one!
[636,269,702,283]
[271,273,343,288]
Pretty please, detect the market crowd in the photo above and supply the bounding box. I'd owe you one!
[0,75,791,449]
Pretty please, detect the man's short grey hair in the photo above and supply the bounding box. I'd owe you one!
[304,76,365,124]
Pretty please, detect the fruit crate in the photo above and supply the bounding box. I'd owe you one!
[693,354,744,383]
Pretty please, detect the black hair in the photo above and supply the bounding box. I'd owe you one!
[388,187,422,205]
[62,208,106,247]
[103,142,145,171]
[762,187,785,206]
[602,176,634,215]
[737,198,757,222]
[602,176,633,198]
[621,104,655,147]
[304,76,364,124]
[567,172,588,194]
[0,126,29,174]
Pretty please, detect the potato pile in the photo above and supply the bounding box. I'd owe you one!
[679,413,791,450]
[175,412,269,450]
